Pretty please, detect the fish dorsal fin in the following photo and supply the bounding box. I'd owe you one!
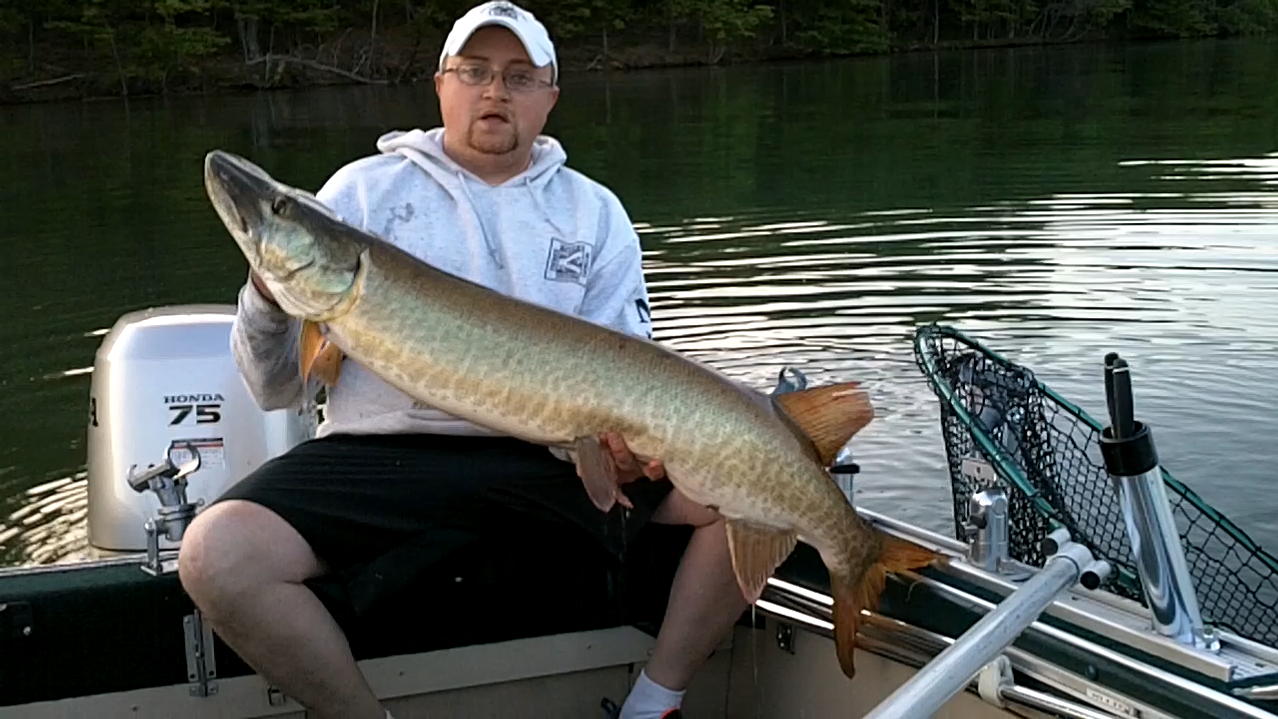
[725,520,798,603]
[299,320,344,386]
[573,435,619,513]
[773,382,874,466]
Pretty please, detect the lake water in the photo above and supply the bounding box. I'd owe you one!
[1,38,1276,567]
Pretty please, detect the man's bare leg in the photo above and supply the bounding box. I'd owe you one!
[635,491,747,699]
[179,500,385,719]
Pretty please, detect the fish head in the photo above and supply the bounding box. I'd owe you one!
[204,150,365,321]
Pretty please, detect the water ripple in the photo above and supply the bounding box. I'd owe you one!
[4,59,1278,567]
[639,155,1278,539]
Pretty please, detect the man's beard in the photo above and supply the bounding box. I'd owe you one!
[467,122,519,155]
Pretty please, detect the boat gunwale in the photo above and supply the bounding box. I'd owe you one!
[761,509,1278,718]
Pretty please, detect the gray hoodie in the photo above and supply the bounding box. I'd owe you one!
[231,128,652,437]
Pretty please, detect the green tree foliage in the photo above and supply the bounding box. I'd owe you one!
[3,0,1276,98]
[1130,0,1215,34]
[539,0,633,64]
[1215,0,1278,32]
[226,0,341,59]
[137,1,228,91]
[681,0,773,61]
[785,0,891,54]
[0,1,34,76]
[0,2,25,38]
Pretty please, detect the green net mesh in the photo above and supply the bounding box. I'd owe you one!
[914,324,1278,648]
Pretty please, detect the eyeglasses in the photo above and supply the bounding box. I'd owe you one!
[441,63,554,93]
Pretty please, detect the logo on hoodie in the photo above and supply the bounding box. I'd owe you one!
[544,238,592,284]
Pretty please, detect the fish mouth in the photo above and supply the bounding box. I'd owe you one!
[276,257,316,282]
[258,257,316,287]
[265,254,359,321]
[206,150,275,189]
[204,150,277,243]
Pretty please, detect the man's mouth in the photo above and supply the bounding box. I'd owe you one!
[478,110,510,123]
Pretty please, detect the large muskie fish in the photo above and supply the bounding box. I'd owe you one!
[204,150,934,677]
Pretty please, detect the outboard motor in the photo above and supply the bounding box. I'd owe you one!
[87,305,312,556]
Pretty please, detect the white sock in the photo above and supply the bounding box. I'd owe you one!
[619,669,685,719]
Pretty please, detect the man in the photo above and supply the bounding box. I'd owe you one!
[178,3,747,718]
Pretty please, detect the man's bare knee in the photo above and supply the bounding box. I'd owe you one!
[179,500,322,612]
[652,490,722,527]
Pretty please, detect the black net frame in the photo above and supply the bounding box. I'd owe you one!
[914,324,1278,648]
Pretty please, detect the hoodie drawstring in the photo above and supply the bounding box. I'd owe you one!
[456,170,505,269]
[376,129,572,272]
[525,176,571,241]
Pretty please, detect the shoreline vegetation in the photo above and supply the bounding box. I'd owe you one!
[3,0,1274,104]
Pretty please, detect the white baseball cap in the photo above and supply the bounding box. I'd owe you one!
[438,1,558,84]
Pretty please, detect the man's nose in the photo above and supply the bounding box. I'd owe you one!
[481,73,511,99]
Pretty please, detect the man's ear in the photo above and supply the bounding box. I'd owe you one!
[434,71,444,97]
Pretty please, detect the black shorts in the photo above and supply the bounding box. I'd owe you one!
[216,433,674,574]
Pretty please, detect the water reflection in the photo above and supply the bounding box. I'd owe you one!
[1,41,1276,566]
[0,470,90,565]
[641,150,1278,544]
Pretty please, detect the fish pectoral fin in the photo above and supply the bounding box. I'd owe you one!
[725,520,798,603]
[773,382,874,466]
[299,320,344,386]
[573,435,618,513]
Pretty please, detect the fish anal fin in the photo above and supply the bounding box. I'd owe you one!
[725,520,798,603]
[299,320,344,386]
[574,435,618,513]
[830,534,937,678]
[774,382,874,466]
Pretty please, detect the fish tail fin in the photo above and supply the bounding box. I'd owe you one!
[831,534,937,678]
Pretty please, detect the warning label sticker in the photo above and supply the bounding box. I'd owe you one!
[168,437,226,470]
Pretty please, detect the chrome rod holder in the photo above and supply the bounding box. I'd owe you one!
[965,486,1009,573]
[830,445,859,498]
[1109,459,1218,651]
[128,444,202,576]
[1100,354,1218,653]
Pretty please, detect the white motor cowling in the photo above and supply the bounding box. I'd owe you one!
[87,304,312,552]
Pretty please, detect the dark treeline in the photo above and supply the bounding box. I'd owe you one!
[2,0,1275,101]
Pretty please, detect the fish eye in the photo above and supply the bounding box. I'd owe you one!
[271,196,290,216]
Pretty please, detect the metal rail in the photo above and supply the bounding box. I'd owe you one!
[863,534,1108,719]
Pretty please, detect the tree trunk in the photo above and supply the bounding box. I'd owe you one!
[934,0,940,45]
[28,18,35,72]
[264,24,276,85]
[602,25,609,62]
[780,0,787,44]
[370,0,379,73]
[395,31,423,83]
[237,15,261,62]
[106,27,127,97]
